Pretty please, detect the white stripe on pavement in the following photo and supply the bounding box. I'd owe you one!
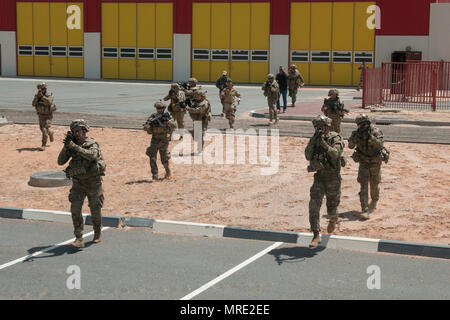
[180,241,283,300]
[0,227,110,271]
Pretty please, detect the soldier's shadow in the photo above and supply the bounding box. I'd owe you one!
[16,147,43,152]
[23,243,94,262]
[321,211,361,222]
[269,246,326,266]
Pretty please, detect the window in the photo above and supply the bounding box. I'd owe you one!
[52,46,67,57]
[251,50,268,62]
[193,49,209,60]
[211,49,229,61]
[34,46,50,56]
[354,52,373,64]
[68,47,83,57]
[291,50,309,63]
[332,51,352,63]
[311,51,330,63]
[103,47,118,58]
[231,50,249,61]
[156,48,172,60]
[138,48,154,59]
[18,45,33,56]
[120,48,136,59]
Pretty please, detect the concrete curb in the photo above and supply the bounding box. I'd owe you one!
[249,111,450,127]
[1,206,448,259]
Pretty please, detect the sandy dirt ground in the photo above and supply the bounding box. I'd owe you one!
[0,124,449,245]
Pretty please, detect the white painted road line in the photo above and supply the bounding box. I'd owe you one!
[180,241,283,300]
[0,227,110,271]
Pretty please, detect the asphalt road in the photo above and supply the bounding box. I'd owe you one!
[0,77,356,117]
[1,219,449,300]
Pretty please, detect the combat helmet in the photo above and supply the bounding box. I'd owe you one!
[328,88,339,96]
[37,82,47,90]
[312,115,332,128]
[355,113,371,126]
[290,64,297,69]
[193,89,207,99]
[188,77,198,85]
[267,73,275,80]
[154,100,166,109]
[171,83,179,89]
[70,119,89,132]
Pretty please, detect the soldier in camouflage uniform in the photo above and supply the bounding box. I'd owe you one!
[321,88,347,133]
[163,83,186,139]
[216,71,232,117]
[186,90,211,153]
[32,82,56,150]
[144,101,176,180]
[261,74,280,125]
[348,114,390,220]
[287,65,304,107]
[305,115,346,248]
[182,77,202,101]
[220,79,241,129]
[57,119,106,248]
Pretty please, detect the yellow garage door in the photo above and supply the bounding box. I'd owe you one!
[211,3,231,82]
[192,3,211,82]
[192,2,269,84]
[331,2,354,86]
[137,3,156,80]
[231,3,250,83]
[102,2,172,80]
[102,3,119,79]
[33,2,51,77]
[17,2,84,78]
[250,3,269,83]
[155,3,173,81]
[290,2,310,84]
[310,2,332,85]
[353,2,375,85]
[17,2,34,76]
[67,2,84,78]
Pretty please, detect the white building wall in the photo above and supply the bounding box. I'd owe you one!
[173,33,191,82]
[269,35,289,75]
[0,31,17,77]
[374,36,430,66]
[429,3,450,61]
[84,32,101,79]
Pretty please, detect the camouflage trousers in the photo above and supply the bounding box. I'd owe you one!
[146,136,171,175]
[170,110,185,130]
[328,114,341,133]
[38,115,54,146]
[223,103,236,128]
[288,86,299,105]
[267,98,278,122]
[309,170,341,233]
[69,176,104,239]
[357,159,382,210]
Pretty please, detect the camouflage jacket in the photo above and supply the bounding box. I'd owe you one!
[187,99,211,122]
[305,131,345,172]
[182,85,203,100]
[164,90,186,113]
[348,125,387,162]
[57,138,106,180]
[220,87,240,105]
[144,112,176,138]
[261,80,280,99]
[322,98,345,118]
[216,76,231,91]
[287,70,304,88]
[32,91,56,116]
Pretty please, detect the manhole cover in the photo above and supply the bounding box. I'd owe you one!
[29,171,72,188]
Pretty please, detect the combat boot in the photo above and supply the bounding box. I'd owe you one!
[93,230,102,243]
[360,212,370,220]
[164,167,171,179]
[368,200,378,213]
[152,174,158,181]
[327,220,337,234]
[309,232,321,248]
[71,238,84,248]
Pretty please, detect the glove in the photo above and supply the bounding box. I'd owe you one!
[63,131,74,147]
[319,135,330,150]
[66,140,78,150]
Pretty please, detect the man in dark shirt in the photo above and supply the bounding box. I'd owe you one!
[276,66,288,113]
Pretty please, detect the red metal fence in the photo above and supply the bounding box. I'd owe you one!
[363,61,450,111]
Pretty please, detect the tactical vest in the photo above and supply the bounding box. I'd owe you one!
[65,138,106,179]
[35,94,56,116]
[309,132,346,172]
